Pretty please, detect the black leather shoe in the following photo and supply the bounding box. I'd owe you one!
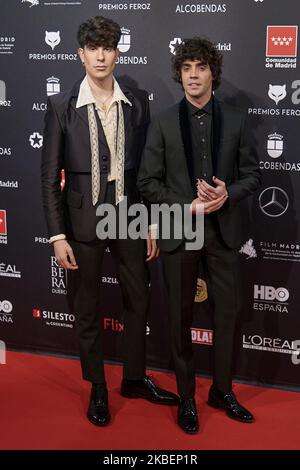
[87,384,111,426]
[121,375,179,405]
[208,385,254,423]
[178,398,199,434]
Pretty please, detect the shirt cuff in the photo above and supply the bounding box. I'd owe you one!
[50,234,66,243]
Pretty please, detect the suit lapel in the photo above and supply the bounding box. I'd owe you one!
[212,96,223,174]
[179,98,195,194]
[69,78,109,149]
[120,87,133,154]
[69,78,89,126]
[70,98,89,126]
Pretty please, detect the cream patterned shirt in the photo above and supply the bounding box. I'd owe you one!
[76,75,132,182]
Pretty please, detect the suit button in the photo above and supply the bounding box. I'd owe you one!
[102,165,107,171]
[102,155,108,161]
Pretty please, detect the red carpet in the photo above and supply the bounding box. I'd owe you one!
[0,351,299,450]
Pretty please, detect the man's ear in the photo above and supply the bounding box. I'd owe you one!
[78,47,84,64]
[115,48,119,62]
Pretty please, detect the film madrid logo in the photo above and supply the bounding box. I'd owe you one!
[0,210,8,244]
[116,27,147,65]
[239,239,257,259]
[266,25,298,69]
[0,36,15,55]
[28,30,77,62]
[253,284,289,313]
[21,0,39,7]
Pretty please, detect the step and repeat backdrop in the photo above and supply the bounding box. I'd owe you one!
[1,0,300,390]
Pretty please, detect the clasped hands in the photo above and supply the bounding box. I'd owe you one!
[190,176,228,215]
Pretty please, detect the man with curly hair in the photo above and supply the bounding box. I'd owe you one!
[41,16,178,427]
[138,37,261,434]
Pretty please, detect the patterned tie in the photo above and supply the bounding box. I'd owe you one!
[115,101,125,205]
[87,101,126,206]
[87,103,100,206]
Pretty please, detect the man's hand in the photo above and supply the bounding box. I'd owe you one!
[195,176,228,213]
[190,195,227,215]
[53,240,78,270]
[190,197,204,214]
[197,176,228,201]
[146,232,160,262]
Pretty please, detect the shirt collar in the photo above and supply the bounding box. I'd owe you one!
[76,75,132,109]
[186,96,213,117]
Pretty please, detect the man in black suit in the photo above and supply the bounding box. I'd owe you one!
[138,37,261,434]
[41,16,178,427]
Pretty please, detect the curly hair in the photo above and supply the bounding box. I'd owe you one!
[172,37,223,90]
[77,16,121,49]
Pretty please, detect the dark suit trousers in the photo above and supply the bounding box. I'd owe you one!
[162,216,241,398]
[68,182,150,384]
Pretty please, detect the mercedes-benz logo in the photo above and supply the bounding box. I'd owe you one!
[259,187,289,217]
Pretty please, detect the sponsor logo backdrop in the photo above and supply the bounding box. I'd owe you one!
[1,0,300,390]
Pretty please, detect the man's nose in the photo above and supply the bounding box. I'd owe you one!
[97,48,105,61]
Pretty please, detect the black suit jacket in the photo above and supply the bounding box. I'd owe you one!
[41,78,149,242]
[137,97,261,251]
